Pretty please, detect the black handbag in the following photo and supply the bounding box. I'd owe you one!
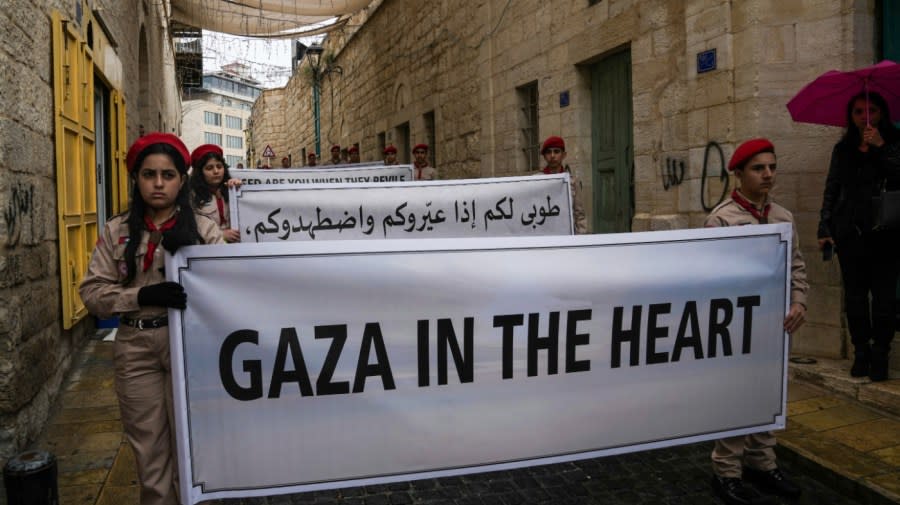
[872,180,900,231]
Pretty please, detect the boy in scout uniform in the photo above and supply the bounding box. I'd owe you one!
[348,145,361,163]
[80,133,224,505]
[540,136,588,234]
[706,138,807,505]
[412,143,437,180]
[328,144,342,164]
[383,144,398,165]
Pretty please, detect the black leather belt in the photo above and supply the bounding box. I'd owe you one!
[120,316,168,330]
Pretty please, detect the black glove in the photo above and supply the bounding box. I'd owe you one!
[137,282,187,309]
[161,227,196,254]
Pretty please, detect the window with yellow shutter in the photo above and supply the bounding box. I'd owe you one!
[52,10,128,329]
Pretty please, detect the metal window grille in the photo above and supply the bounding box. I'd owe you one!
[517,81,540,170]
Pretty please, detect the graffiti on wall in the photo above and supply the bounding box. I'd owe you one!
[4,182,36,247]
[701,141,729,211]
[661,157,685,190]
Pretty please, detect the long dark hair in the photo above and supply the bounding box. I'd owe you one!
[123,143,203,285]
[840,91,900,147]
[190,152,231,208]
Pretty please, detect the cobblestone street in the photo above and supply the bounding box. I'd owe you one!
[219,444,864,505]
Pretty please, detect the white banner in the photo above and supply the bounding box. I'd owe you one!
[167,224,792,504]
[230,174,574,242]
[229,164,412,186]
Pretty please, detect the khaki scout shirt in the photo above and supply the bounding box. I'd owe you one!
[79,211,224,320]
[194,194,230,230]
[414,165,437,181]
[704,194,809,307]
[543,167,588,234]
[569,174,588,235]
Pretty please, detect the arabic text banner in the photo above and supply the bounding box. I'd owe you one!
[231,174,574,242]
[229,164,411,186]
[166,224,792,504]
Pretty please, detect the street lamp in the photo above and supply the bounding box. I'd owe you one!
[303,43,342,158]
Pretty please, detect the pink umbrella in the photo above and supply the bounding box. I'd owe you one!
[786,60,900,127]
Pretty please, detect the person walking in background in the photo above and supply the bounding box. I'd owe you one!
[540,136,587,234]
[817,91,900,382]
[413,143,436,180]
[383,144,398,165]
[189,144,241,243]
[79,133,224,505]
[706,138,807,505]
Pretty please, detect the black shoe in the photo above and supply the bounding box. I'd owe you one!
[869,345,890,382]
[711,476,774,505]
[850,351,870,377]
[869,356,889,382]
[743,467,802,499]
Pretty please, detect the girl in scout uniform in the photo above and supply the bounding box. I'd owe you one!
[80,133,224,505]
[189,144,241,243]
[705,138,807,505]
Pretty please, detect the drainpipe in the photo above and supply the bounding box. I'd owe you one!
[313,81,321,158]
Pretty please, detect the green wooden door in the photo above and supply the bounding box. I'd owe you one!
[591,50,633,233]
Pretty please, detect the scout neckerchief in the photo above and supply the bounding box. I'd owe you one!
[215,196,225,226]
[211,188,226,226]
[542,166,565,175]
[142,213,178,272]
[414,161,429,179]
[731,189,770,224]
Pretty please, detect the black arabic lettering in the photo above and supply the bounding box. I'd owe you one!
[382,202,408,237]
[360,206,375,235]
[483,197,513,230]
[252,208,282,241]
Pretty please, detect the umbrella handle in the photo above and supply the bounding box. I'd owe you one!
[866,81,869,125]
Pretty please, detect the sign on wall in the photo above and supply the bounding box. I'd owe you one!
[166,224,792,504]
[230,174,575,242]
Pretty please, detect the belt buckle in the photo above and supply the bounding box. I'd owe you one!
[136,319,145,330]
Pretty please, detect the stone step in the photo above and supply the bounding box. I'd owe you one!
[789,355,900,418]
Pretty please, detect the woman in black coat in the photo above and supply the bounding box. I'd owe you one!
[818,91,900,381]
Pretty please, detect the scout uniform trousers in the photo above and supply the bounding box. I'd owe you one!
[115,323,179,505]
[711,432,777,478]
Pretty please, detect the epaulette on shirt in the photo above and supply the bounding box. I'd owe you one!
[709,197,736,215]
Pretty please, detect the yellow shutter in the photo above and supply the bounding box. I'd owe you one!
[110,89,129,213]
[52,10,96,329]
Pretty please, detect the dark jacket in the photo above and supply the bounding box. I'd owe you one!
[818,140,900,240]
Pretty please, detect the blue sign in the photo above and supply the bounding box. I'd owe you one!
[559,91,570,108]
[697,49,717,74]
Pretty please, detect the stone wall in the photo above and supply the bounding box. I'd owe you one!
[0,0,181,460]
[250,88,286,166]
[249,0,884,362]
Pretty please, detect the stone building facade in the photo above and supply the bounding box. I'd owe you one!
[0,0,180,461]
[251,0,896,365]
[182,66,262,167]
[249,88,287,167]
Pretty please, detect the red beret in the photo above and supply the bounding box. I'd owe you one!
[413,143,428,152]
[348,145,359,154]
[383,145,397,155]
[190,144,223,171]
[541,136,565,154]
[307,152,316,158]
[331,145,341,152]
[126,132,191,173]
[728,138,775,171]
